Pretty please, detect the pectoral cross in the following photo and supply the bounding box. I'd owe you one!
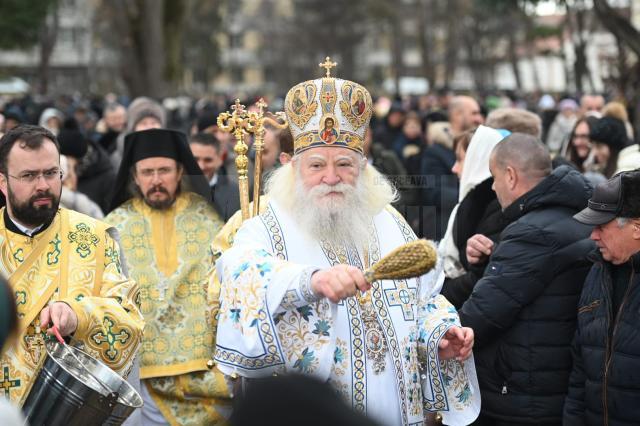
[24,324,45,363]
[319,56,337,77]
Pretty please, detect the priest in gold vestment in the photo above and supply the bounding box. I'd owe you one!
[106,129,228,425]
[0,125,144,406]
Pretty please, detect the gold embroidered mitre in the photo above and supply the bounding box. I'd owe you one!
[284,56,373,155]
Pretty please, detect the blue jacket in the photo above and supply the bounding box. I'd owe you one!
[459,166,594,423]
[564,250,640,426]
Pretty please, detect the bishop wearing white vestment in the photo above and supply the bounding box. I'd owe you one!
[214,62,480,426]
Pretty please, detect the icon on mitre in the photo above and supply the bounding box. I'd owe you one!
[319,115,339,144]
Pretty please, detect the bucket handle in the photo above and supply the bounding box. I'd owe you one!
[51,325,119,401]
[105,391,120,408]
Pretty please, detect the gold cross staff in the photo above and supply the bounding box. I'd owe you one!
[245,98,288,217]
[218,99,251,220]
[319,56,337,77]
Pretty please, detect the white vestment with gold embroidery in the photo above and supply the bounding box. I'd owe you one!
[215,201,480,425]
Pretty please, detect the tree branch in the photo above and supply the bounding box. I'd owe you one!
[592,0,640,57]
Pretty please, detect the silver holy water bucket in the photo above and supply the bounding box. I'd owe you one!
[22,340,142,426]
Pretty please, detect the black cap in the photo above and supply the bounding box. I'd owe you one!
[196,112,219,132]
[574,170,640,225]
[128,129,180,163]
[58,118,87,158]
[589,117,628,151]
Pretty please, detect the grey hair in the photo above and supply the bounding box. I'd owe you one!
[616,217,629,227]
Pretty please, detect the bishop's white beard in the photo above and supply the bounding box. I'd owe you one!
[292,178,374,249]
[266,161,398,249]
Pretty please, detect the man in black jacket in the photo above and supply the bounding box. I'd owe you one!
[564,170,640,426]
[189,132,240,221]
[459,133,594,425]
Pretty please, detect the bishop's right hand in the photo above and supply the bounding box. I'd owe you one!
[311,265,372,303]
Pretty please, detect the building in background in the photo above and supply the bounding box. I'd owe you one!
[0,0,631,97]
[0,0,122,95]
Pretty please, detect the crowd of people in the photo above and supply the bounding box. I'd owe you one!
[0,90,637,236]
[0,68,639,426]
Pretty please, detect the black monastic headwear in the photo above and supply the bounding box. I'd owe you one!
[107,128,211,213]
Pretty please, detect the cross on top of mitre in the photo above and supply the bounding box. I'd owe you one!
[319,56,338,77]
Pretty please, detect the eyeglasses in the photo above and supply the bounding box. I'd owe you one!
[6,169,63,184]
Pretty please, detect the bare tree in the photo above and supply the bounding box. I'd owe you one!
[593,0,640,55]
[291,0,369,80]
[96,0,191,97]
[461,0,508,91]
[102,0,165,97]
[417,0,437,88]
[390,10,404,97]
[182,0,222,93]
[506,26,524,91]
[592,0,640,140]
[564,0,595,93]
[164,0,189,86]
[443,0,463,88]
[38,4,60,95]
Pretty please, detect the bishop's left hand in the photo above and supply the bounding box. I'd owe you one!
[438,326,474,361]
[40,302,78,337]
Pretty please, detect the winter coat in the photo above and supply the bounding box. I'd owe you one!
[370,142,406,179]
[211,173,241,222]
[392,134,422,160]
[77,140,117,213]
[441,125,507,281]
[369,142,409,205]
[373,122,403,151]
[419,143,457,240]
[564,251,640,426]
[459,165,594,423]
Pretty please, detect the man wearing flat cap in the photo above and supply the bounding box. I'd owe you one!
[565,169,640,425]
[106,129,228,425]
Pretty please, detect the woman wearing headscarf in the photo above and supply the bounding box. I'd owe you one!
[37,108,64,136]
[440,126,511,309]
[110,97,166,170]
